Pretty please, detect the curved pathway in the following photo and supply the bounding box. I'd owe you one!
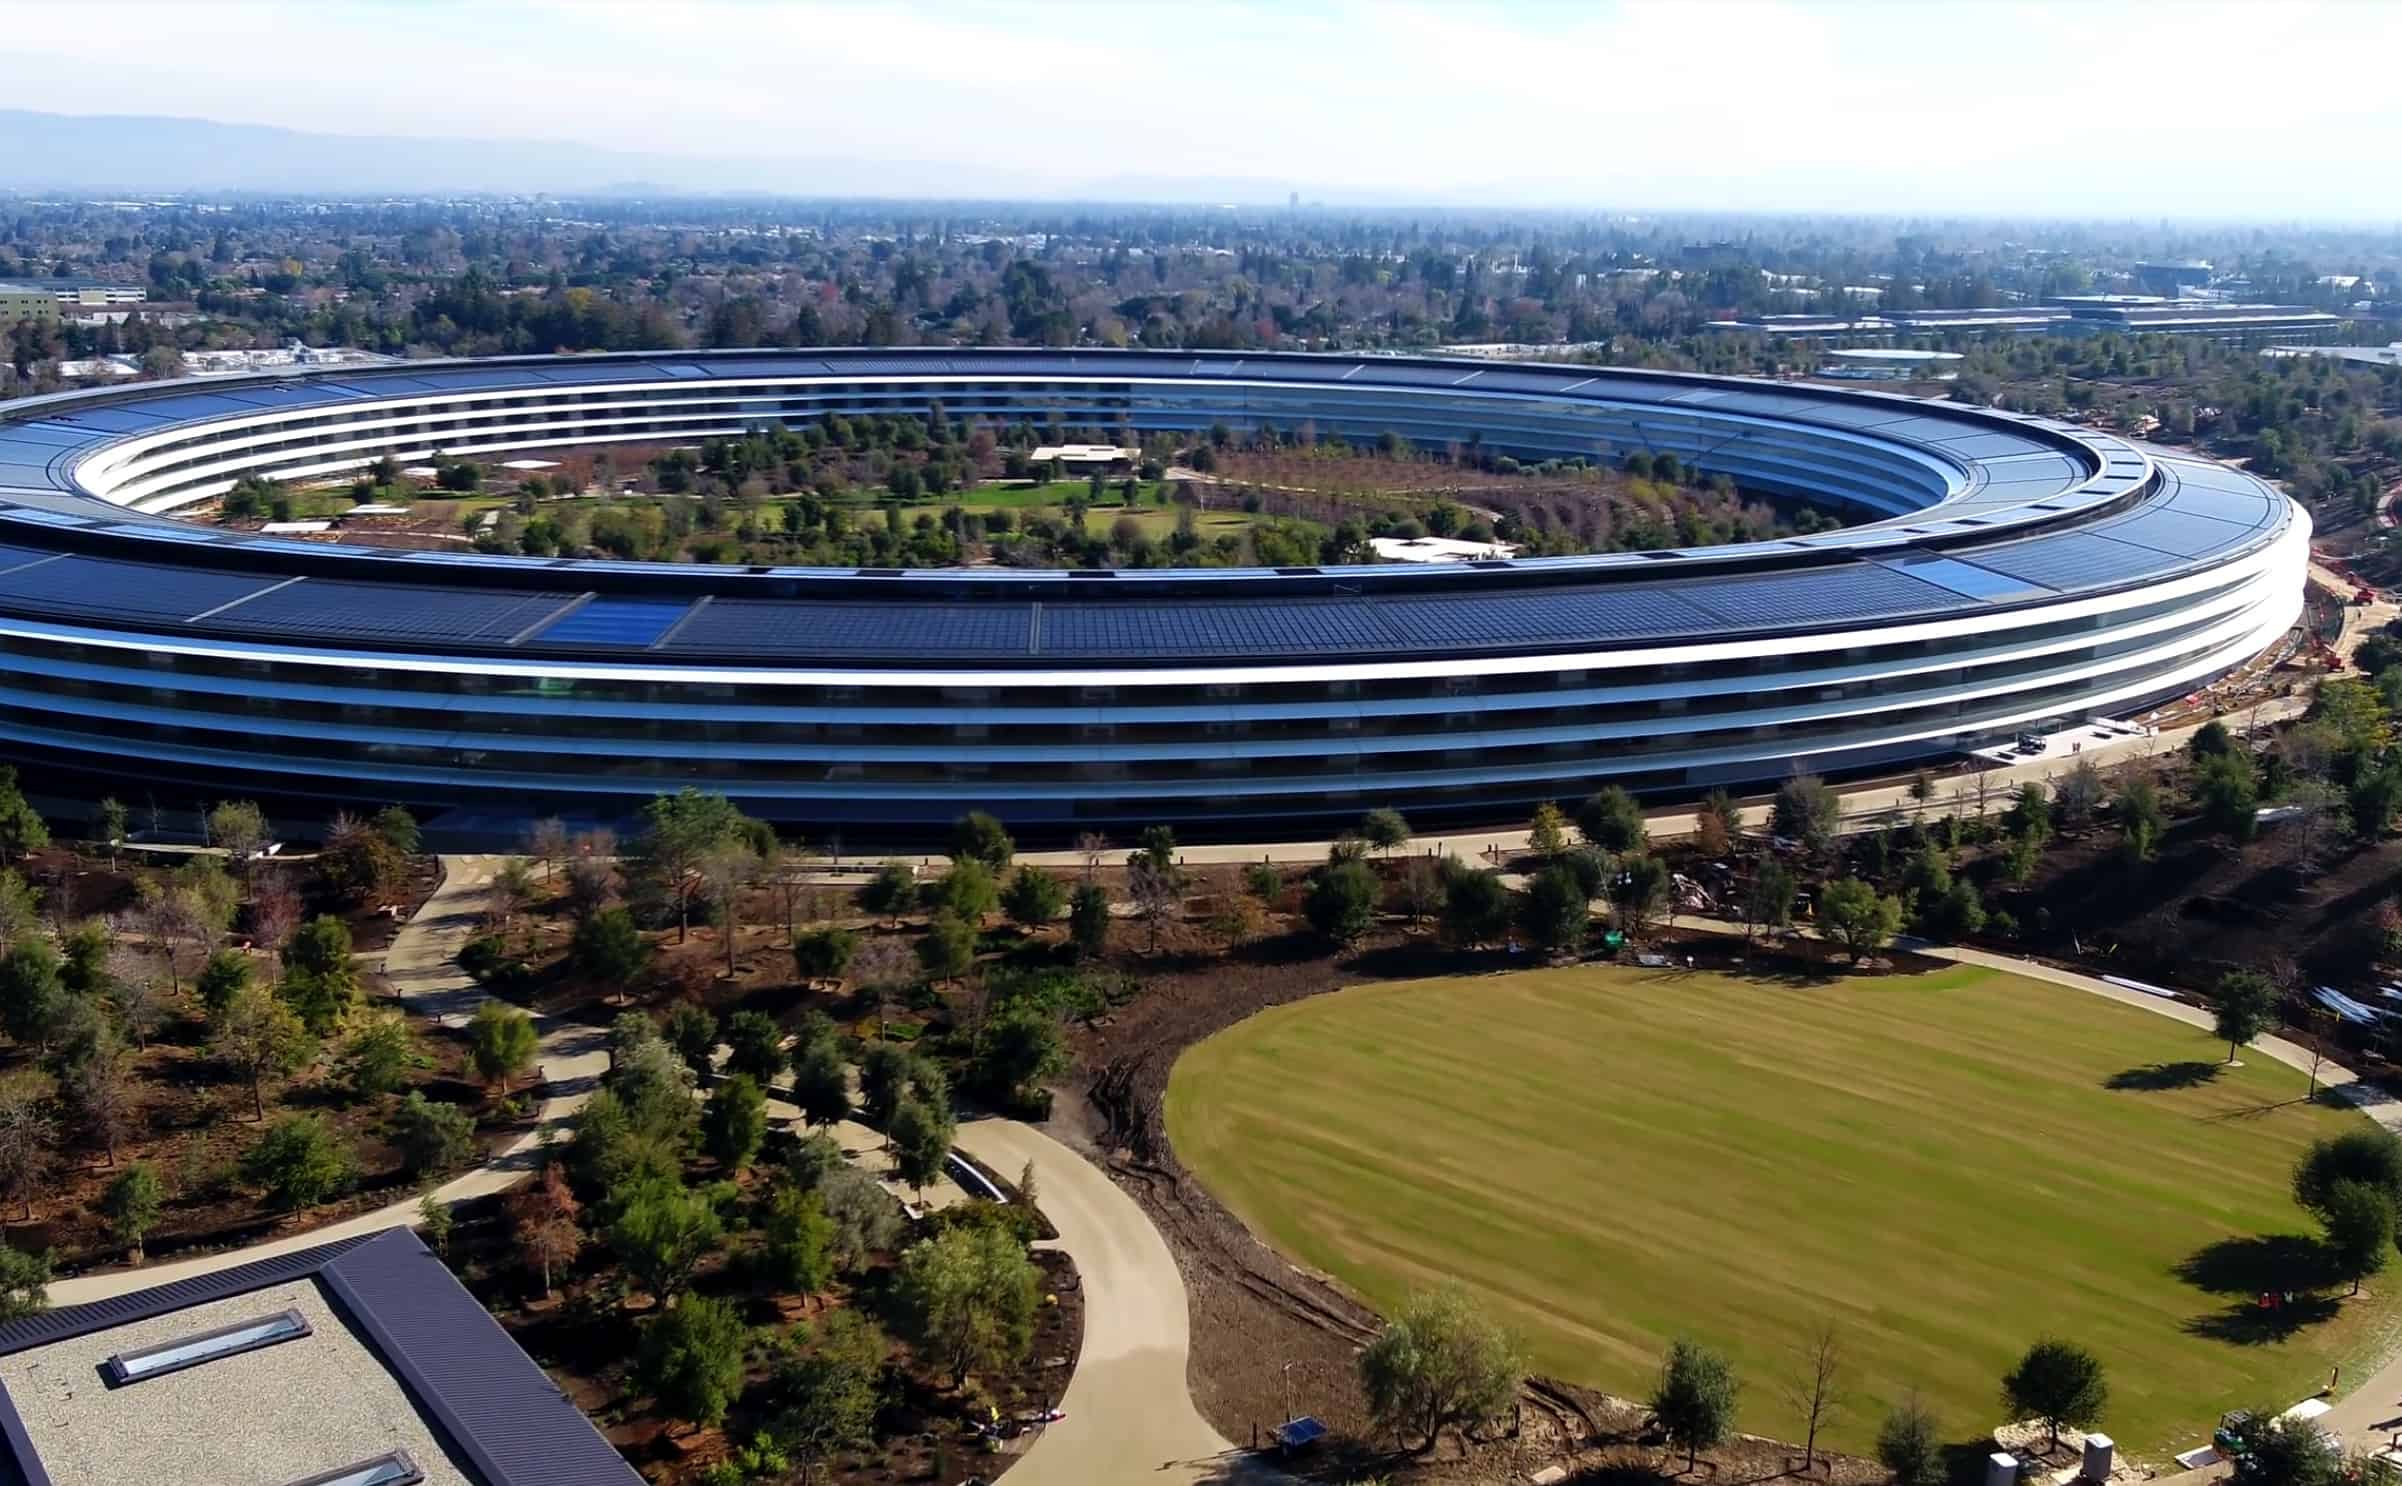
[953,1119,1265,1484]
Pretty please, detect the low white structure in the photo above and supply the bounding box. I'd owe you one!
[1368,534,1521,564]
[1030,443,1136,464]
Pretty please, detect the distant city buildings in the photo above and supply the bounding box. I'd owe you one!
[1705,296,2345,347]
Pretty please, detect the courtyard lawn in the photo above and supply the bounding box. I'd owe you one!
[1165,962,2402,1460]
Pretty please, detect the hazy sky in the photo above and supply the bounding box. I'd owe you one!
[3,0,2396,216]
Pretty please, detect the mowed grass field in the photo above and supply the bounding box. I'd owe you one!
[1165,963,2402,1459]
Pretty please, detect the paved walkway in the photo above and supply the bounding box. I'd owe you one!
[953,1119,1269,1485]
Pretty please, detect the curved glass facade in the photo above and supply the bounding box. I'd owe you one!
[0,349,2309,836]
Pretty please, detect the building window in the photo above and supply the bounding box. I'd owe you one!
[103,1308,311,1386]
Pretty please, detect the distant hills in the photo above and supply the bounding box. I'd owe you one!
[0,108,1335,205]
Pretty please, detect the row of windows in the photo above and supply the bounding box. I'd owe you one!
[0,627,2237,788]
[0,603,2243,755]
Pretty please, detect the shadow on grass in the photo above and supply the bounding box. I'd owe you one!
[2105,1060,2224,1092]
[2175,1232,2344,1345]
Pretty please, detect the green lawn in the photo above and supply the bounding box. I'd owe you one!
[1165,964,2402,1460]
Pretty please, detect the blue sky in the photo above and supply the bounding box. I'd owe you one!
[4,0,2396,217]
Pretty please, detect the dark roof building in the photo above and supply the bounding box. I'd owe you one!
[0,1228,640,1486]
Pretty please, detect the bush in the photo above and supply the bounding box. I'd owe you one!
[793,927,859,981]
[390,1091,475,1175]
[241,1114,356,1210]
[1303,860,1379,944]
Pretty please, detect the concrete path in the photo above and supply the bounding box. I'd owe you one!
[952,1119,1269,1485]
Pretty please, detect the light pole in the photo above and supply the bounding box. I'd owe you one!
[1281,1360,1297,1425]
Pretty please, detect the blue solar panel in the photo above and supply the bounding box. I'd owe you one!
[1882,553,2053,601]
[529,598,693,649]
[663,600,1031,656]
[0,558,277,621]
[207,582,578,643]
[1040,601,1393,657]
[2086,507,2257,558]
[1683,564,1955,628]
[1378,586,1716,647]
[1961,532,2187,590]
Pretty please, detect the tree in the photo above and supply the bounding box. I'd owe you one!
[2056,759,2105,828]
[1000,866,1066,929]
[0,869,37,951]
[1528,800,1569,859]
[0,1243,47,1322]
[758,1184,836,1295]
[0,1076,54,1221]
[214,984,314,1120]
[276,965,354,1038]
[2116,774,2167,862]
[2190,718,2237,760]
[916,912,977,981]
[1652,1338,1740,1471]
[1785,1324,1844,1472]
[1612,853,1672,940]
[340,1010,420,1099]
[1359,808,1411,856]
[1356,1285,1524,1453]
[570,906,651,990]
[1517,862,1591,955]
[1439,863,1512,947]
[241,1114,356,1209]
[1742,861,1796,939]
[319,812,406,904]
[100,1162,163,1263]
[636,788,752,943]
[248,871,302,955]
[889,1090,955,1194]
[1304,859,1379,945]
[2005,782,2053,846]
[390,1090,475,1175]
[0,939,63,1051]
[894,1222,1039,1388]
[2321,1179,2393,1297]
[636,1295,749,1431]
[1695,788,1740,857]
[2224,1411,2344,1486]
[371,804,420,854]
[506,1165,583,1298]
[283,914,353,981]
[1126,856,1182,957]
[1819,878,1902,963]
[819,1165,904,1271]
[1067,882,1110,959]
[2294,1129,2402,1217]
[64,1030,135,1166]
[789,1037,851,1128]
[2195,750,2261,842]
[949,811,1015,872]
[2000,1337,2107,1451]
[976,1004,1066,1110]
[793,926,859,981]
[94,796,129,863]
[698,842,761,977]
[2212,968,2279,1064]
[703,1073,769,1173]
[1773,773,1841,853]
[467,1000,539,1096]
[1577,786,1648,853]
[608,1177,724,1307]
[860,860,916,923]
[0,770,48,862]
[722,1008,784,1084]
[207,799,269,869]
[1877,1392,1943,1486]
[663,1003,720,1075]
[774,1309,886,1477]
